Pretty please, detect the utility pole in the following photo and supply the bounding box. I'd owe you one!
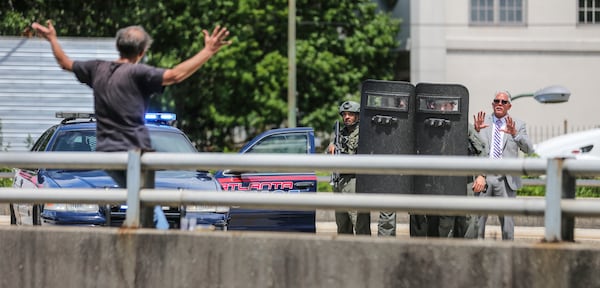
[288,0,297,127]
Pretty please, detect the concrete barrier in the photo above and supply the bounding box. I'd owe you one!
[1,226,599,288]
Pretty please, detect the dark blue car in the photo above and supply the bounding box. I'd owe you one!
[11,112,228,229]
[214,127,317,232]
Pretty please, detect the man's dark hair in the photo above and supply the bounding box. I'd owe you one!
[115,26,153,59]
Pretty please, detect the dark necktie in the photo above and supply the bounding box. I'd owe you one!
[492,119,503,159]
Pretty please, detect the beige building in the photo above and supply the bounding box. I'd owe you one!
[407,0,600,144]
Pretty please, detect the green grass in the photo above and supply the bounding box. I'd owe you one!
[316,171,333,192]
[0,168,12,187]
[518,185,600,197]
[519,175,600,197]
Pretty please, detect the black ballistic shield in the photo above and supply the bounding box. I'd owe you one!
[414,83,470,196]
[356,80,415,194]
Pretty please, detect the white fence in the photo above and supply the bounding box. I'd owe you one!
[528,123,600,145]
[1,151,600,242]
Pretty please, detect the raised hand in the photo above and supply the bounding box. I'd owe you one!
[473,111,488,132]
[503,116,517,136]
[31,20,57,41]
[202,25,232,54]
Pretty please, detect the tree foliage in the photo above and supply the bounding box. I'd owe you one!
[1,0,400,151]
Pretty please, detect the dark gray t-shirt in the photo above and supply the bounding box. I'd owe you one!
[72,60,165,152]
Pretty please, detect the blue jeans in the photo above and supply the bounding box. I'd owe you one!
[106,170,169,230]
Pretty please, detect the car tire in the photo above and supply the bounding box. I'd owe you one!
[9,203,16,225]
[32,204,42,226]
[104,205,112,226]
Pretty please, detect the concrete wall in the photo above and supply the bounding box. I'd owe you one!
[1,226,599,288]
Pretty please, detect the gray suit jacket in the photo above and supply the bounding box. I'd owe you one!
[478,114,534,190]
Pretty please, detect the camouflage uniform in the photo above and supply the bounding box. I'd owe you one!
[332,126,371,235]
[378,211,396,236]
[331,108,371,235]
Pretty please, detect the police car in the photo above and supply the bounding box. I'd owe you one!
[214,127,317,232]
[11,112,228,229]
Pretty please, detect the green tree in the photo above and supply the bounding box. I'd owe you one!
[0,0,400,152]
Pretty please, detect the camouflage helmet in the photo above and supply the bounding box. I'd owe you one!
[339,101,360,115]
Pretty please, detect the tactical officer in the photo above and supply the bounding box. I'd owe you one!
[411,125,486,238]
[328,101,371,235]
[464,124,488,238]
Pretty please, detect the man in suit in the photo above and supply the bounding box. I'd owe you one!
[472,91,534,240]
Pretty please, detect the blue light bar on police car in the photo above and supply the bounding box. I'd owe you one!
[145,113,176,121]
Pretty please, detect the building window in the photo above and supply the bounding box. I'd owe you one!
[471,0,494,23]
[579,0,600,24]
[470,0,525,25]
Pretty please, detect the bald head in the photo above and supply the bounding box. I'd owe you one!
[115,25,153,60]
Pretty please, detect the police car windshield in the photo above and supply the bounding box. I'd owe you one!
[150,131,197,153]
[51,130,196,153]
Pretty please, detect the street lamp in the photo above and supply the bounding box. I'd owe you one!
[511,85,571,103]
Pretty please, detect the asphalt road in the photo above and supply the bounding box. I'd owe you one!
[0,214,528,239]
[2,213,600,243]
[316,221,600,243]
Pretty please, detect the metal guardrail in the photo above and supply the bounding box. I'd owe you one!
[4,171,600,187]
[317,176,600,187]
[5,172,600,187]
[1,151,598,242]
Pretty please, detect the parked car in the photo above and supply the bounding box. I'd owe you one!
[214,127,317,232]
[11,112,228,229]
[534,128,600,160]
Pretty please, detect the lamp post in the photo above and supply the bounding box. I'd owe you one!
[511,85,571,103]
[512,85,571,134]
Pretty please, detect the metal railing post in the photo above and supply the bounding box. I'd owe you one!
[544,158,564,241]
[124,149,142,228]
[562,168,576,241]
[140,168,155,228]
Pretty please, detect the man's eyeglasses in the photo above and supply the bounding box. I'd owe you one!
[493,99,510,105]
